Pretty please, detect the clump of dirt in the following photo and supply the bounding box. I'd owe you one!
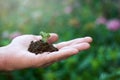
[28,40,58,54]
[28,31,58,54]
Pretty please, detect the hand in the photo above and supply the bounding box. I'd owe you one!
[0,33,92,71]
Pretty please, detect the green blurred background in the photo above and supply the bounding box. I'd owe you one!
[0,0,120,80]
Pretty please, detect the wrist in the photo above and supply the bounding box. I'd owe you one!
[0,45,10,71]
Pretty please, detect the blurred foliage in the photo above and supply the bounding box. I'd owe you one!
[0,0,120,80]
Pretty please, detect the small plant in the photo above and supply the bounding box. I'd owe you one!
[28,31,58,54]
[40,31,50,42]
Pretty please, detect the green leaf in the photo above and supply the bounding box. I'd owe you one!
[40,31,50,42]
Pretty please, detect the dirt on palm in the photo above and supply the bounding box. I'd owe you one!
[28,40,58,54]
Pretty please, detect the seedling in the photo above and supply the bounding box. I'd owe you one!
[40,31,50,42]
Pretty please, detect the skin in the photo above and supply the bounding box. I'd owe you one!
[0,33,92,71]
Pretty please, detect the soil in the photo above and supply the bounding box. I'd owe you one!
[28,40,58,54]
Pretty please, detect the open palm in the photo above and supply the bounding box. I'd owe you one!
[2,33,92,71]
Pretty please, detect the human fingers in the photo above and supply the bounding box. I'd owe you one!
[60,42,90,51]
[55,37,92,49]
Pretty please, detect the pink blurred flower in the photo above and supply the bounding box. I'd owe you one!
[96,16,107,25]
[9,31,22,39]
[106,19,120,31]
[64,6,72,14]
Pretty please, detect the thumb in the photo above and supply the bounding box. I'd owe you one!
[47,33,58,44]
